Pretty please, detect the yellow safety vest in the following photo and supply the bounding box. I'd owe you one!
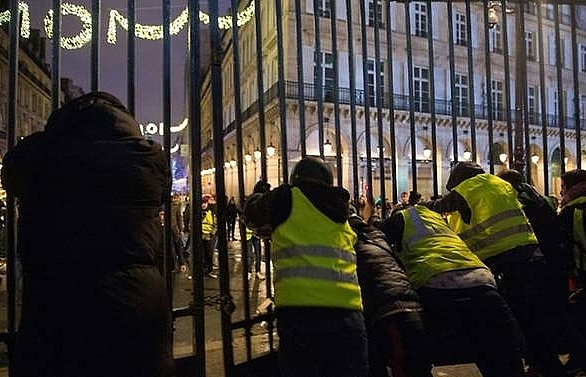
[271,187,362,310]
[202,210,215,237]
[245,225,254,241]
[400,205,488,289]
[562,196,586,271]
[448,173,537,261]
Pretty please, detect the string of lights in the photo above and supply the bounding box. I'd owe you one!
[0,1,256,50]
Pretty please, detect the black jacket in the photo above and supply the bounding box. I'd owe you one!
[349,215,423,329]
[1,92,174,377]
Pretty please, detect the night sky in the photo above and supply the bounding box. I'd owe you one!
[26,0,229,125]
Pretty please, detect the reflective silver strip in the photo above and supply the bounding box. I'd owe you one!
[459,208,526,241]
[274,245,357,264]
[404,207,451,248]
[275,266,358,284]
[467,224,533,252]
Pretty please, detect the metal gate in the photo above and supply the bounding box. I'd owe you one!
[1,0,585,376]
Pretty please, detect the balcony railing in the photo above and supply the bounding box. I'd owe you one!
[221,80,585,140]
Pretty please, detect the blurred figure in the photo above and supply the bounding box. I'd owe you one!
[379,202,524,377]
[499,169,586,373]
[559,170,586,347]
[1,92,174,377]
[226,196,238,241]
[245,157,368,377]
[201,196,218,279]
[158,208,187,282]
[348,204,431,377]
[426,162,565,377]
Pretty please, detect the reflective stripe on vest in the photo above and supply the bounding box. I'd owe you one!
[449,173,537,260]
[401,205,487,289]
[271,187,362,310]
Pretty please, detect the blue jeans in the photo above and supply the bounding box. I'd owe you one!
[277,307,368,377]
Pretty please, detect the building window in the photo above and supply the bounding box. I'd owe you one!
[454,73,468,117]
[491,79,504,120]
[553,90,558,117]
[314,52,335,101]
[367,59,384,106]
[413,66,430,113]
[317,0,331,18]
[528,86,536,123]
[580,95,586,120]
[455,12,468,47]
[545,4,555,20]
[525,31,535,61]
[368,0,384,28]
[524,2,537,15]
[489,24,502,54]
[581,45,586,72]
[414,2,428,38]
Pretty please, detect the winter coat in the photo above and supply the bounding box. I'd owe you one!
[1,92,174,377]
[349,215,423,329]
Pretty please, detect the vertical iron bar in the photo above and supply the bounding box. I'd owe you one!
[313,0,324,158]
[554,4,566,175]
[127,0,135,116]
[253,0,267,179]
[501,1,513,168]
[447,0,459,164]
[230,0,252,361]
[276,0,288,183]
[425,0,438,197]
[329,0,343,185]
[571,3,581,169]
[51,0,61,110]
[536,1,549,194]
[6,3,20,368]
[483,0,495,174]
[209,2,234,373]
[346,0,359,200]
[187,1,205,373]
[513,3,526,175]
[465,0,477,161]
[161,1,173,361]
[91,0,100,91]
[359,0,373,201]
[373,0,386,207]
[385,1,398,204]
[404,2,417,193]
[294,0,307,157]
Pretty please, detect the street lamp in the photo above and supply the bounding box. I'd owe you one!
[324,139,332,154]
[499,152,508,163]
[267,143,276,157]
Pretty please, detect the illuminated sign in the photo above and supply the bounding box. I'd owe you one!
[0,1,255,50]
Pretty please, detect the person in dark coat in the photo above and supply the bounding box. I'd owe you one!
[348,205,431,377]
[1,92,175,377]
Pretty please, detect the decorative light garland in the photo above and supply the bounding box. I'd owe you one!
[0,2,30,38]
[1,1,255,50]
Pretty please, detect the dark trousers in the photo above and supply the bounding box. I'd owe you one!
[277,307,368,377]
[418,285,525,377]
[246,236,262,273]
[487,249,568,377]
[368,312,432,377]
[202,238,214,274]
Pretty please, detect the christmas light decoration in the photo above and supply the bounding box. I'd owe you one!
[44,4,92,50]
[1,1,255,50]
[0,2,30,38]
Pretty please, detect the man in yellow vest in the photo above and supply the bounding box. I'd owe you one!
[379,203,524,377]
[425,162,566,376]
[244,156,368,377]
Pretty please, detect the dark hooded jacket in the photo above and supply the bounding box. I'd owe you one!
[348,213,423,328]
[1,92,174,377]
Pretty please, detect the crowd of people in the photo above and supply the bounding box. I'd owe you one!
[245,156,586,377]
[5,90,586,377]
